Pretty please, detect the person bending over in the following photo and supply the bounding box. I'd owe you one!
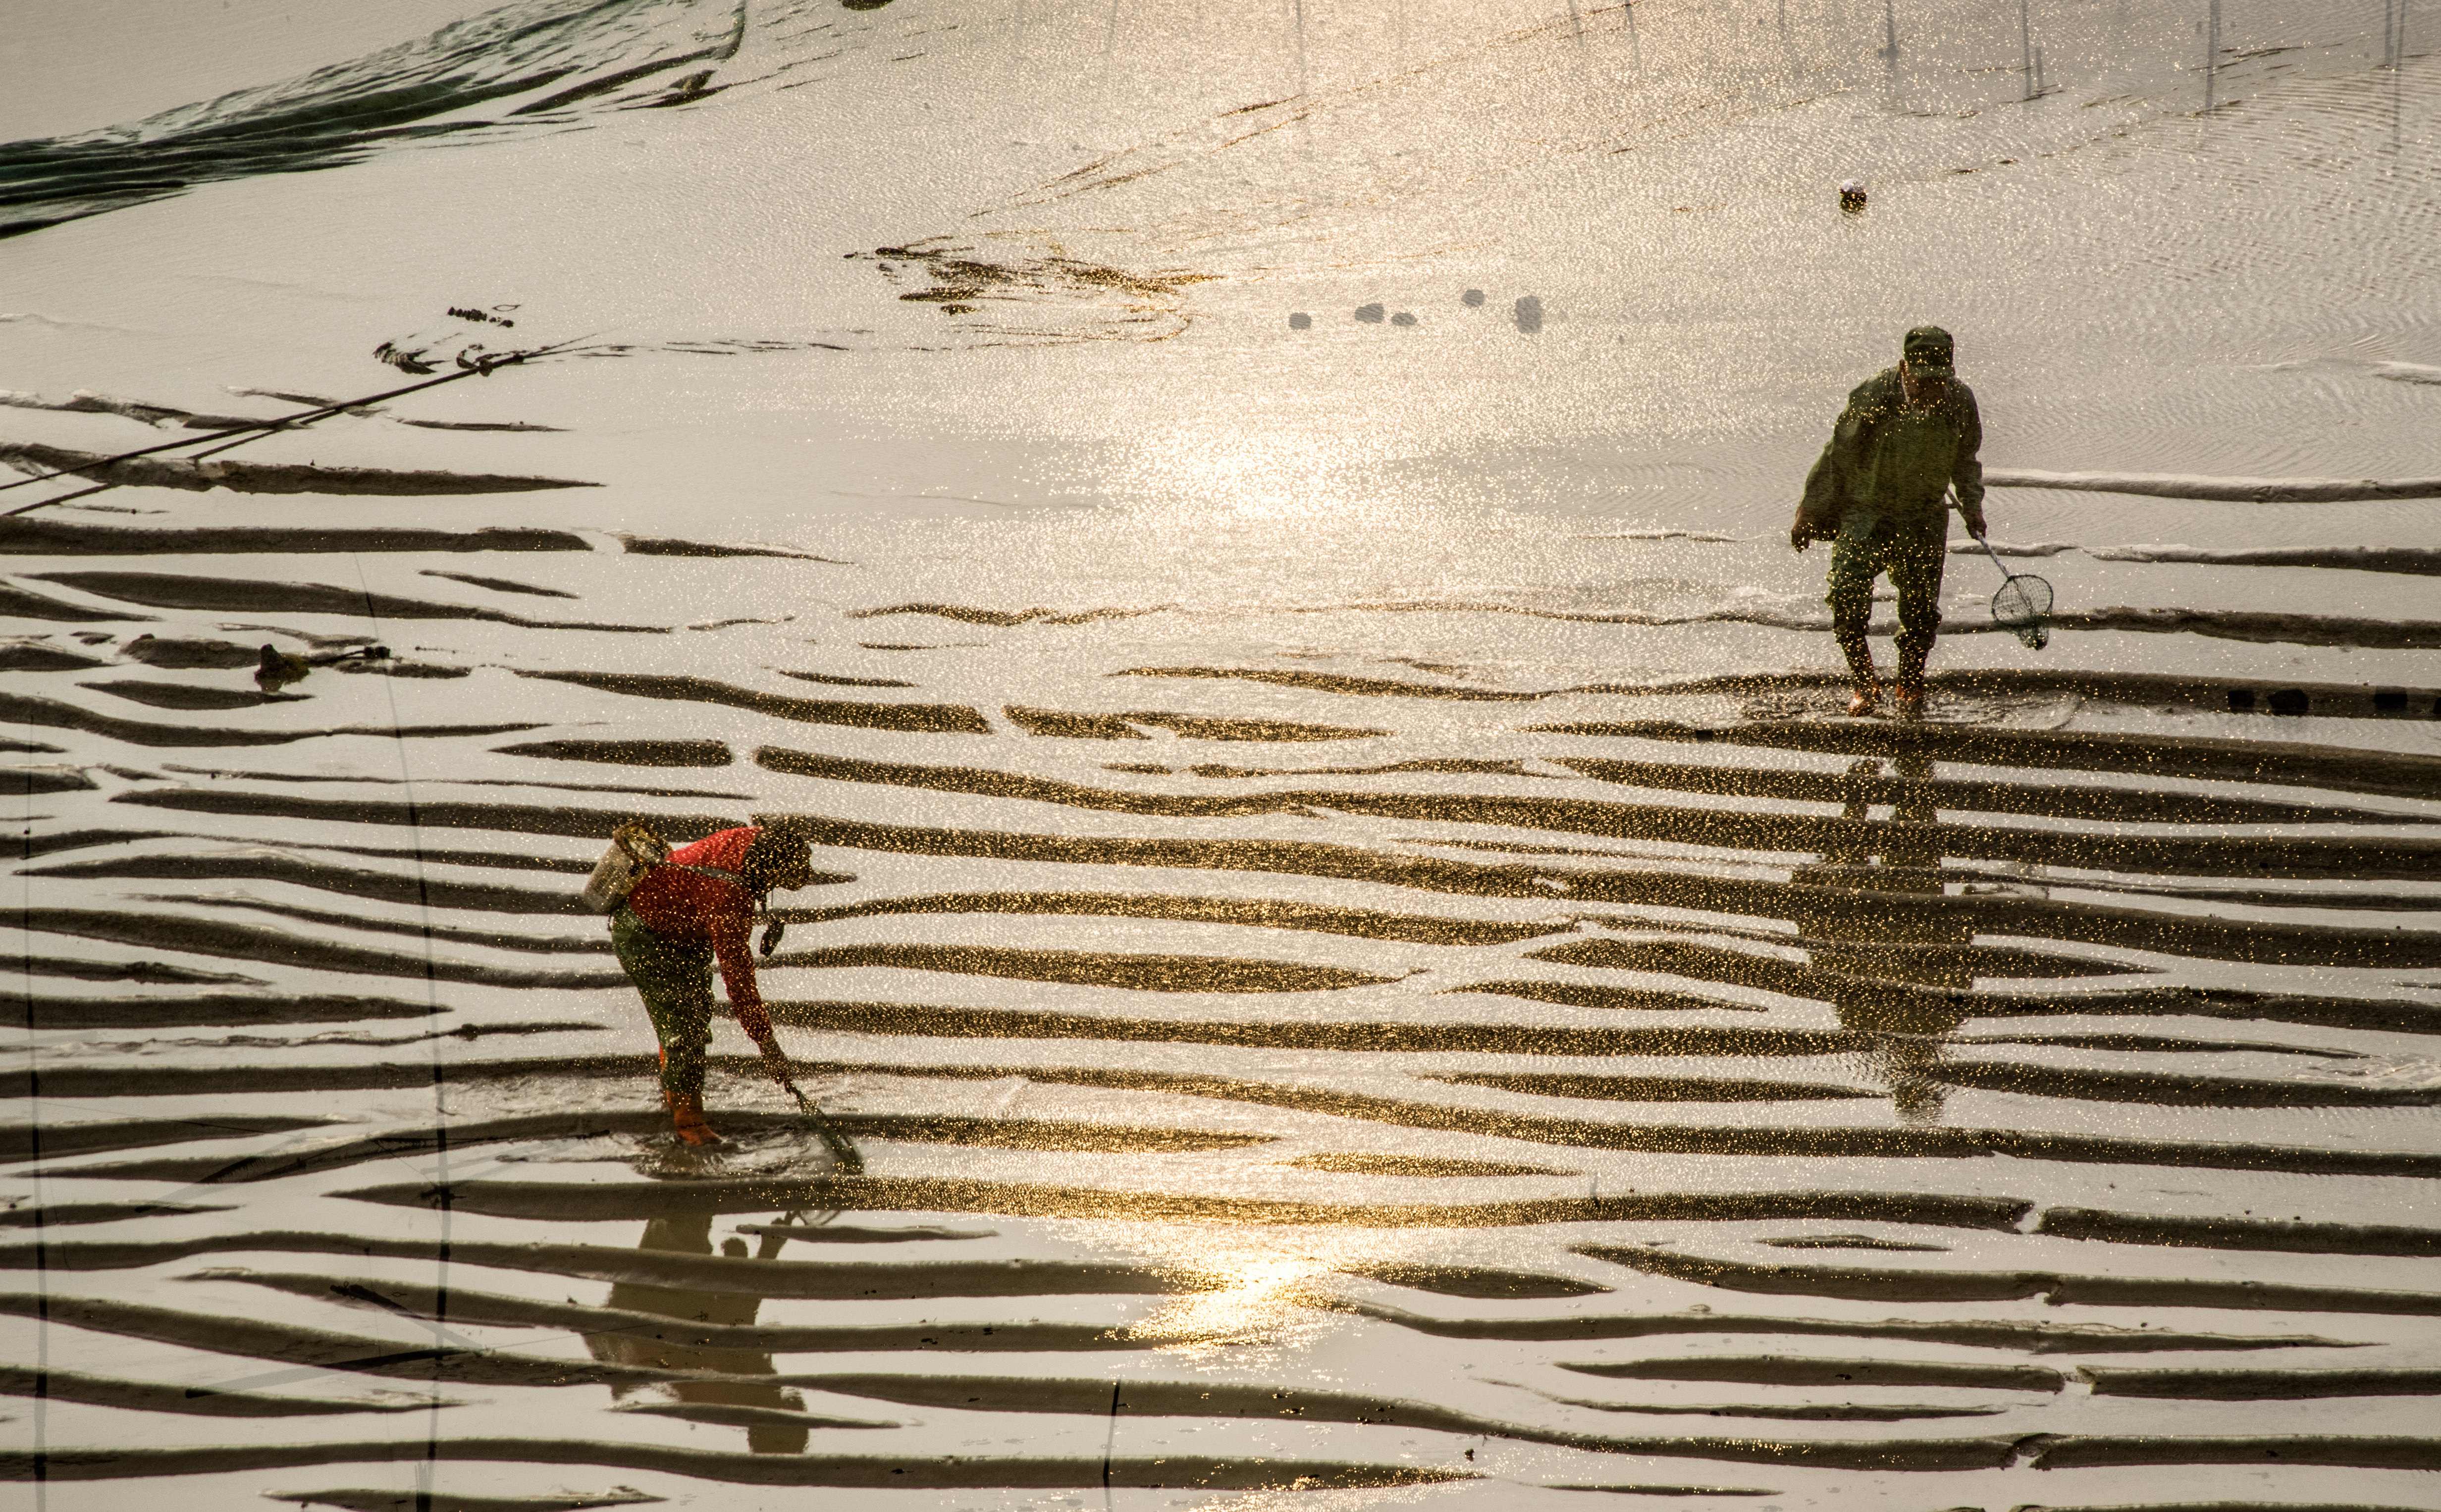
[1791,325,1989,718]
[612,823,812,1144]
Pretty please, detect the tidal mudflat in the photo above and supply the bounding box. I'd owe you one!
[2,1,2437,1509]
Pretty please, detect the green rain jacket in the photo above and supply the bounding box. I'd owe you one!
[1798,366,1985,534]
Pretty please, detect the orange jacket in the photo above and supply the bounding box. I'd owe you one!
[623,826,770,1036]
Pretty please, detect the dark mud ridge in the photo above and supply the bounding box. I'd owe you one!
[5,687,541,746]
[2083,542,2441,574]
[0,518,821,559]
[0,441,596,495]
[1302,596,2441,650]
[2045,605,2441,651]
[520,670,987,733]
[30,572,659,631]
[1581,1246,2441,1316]
[1984,467,2441,502]
[1524,715,2441,801]
[336,1175,2037,1232]
[0,1443,1461,1490]
[1567,666,2441,722]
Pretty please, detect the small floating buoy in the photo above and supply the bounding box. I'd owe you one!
[1461,289,1486,307]
[1390,312,1417,326]
[1839,179,1868,213]
[1355,303,1385,323]
[1288,312,1312,329]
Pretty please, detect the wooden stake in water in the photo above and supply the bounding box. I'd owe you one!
[2388,0,2410,153]
[2204,0,2220,112]
[2021,0,2034,100]
[1291,0,1310,97]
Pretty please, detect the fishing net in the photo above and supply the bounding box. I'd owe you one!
[1992,572,2053,650]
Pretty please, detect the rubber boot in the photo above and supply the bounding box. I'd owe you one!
[669,1093,718,1146]
[1892,633,1934,718]
[1836,627,1882,716]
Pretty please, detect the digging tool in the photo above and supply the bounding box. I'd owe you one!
[766,1061,864,1175]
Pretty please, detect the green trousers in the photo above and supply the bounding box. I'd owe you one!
[611,907,714,1100]
[1826,512,1949,684]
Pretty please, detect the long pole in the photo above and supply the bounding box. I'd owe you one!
[0,340,583,517]
[0,358,530,500]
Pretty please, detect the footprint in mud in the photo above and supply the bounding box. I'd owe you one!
[1355,303,1385,323]
[1288,312,1312,329]
[1514,295,1544,333]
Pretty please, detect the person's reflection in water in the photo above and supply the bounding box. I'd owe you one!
[1789,753,1967,1123]
[586,1214,808,1454]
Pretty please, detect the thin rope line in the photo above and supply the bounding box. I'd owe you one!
[2,340,592,518]
[20,695,48,1509]
[1101,1378,1121,1511]
[348,555,451,1512]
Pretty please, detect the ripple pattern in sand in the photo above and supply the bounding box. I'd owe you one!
[4,525,2439,1512]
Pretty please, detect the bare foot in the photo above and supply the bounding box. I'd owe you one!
[1846,686,1882,717]
[1892,684,1925,719]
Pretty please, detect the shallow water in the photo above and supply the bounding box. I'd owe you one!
[3,1,2439,1510]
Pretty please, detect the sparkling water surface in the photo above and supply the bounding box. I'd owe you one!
[2,1,2438,1509]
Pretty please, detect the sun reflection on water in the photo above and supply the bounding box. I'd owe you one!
[1120,1231,1423,1362]
[1111,421,1443,527]
[1191,1479,1469,1512]
[1128,1249,1340,1359]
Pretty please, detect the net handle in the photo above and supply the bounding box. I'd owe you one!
[1978,530,2014,580]
[1947,487,2014,582]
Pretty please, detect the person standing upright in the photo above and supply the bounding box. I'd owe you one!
[1790,326,1989,717]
